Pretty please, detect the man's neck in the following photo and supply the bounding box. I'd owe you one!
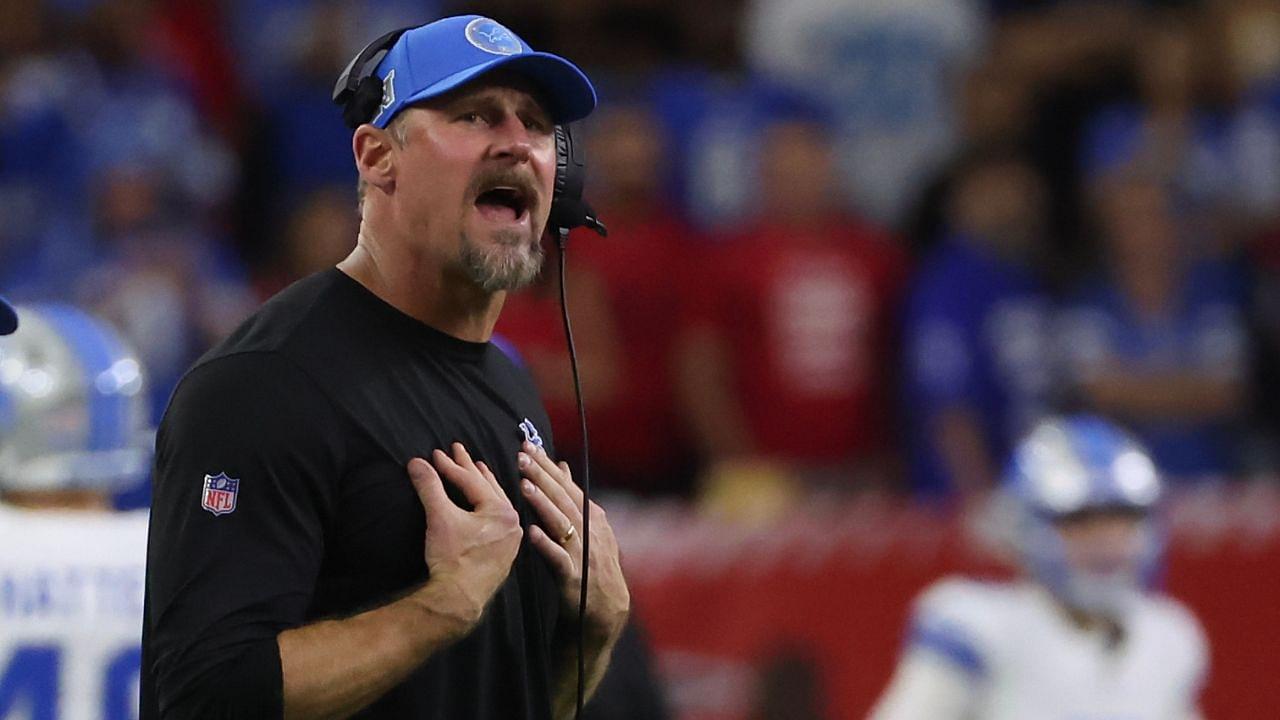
[338,227,505,343]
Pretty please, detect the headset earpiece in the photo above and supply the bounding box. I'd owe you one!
[550,124,580,229]
[550,123,607,237]
[332,27,411,128]
[343,75,387,130]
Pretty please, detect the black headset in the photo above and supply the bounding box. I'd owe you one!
[332,25,608,238]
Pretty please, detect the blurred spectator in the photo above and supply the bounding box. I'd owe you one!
[233,0,431,265]
[1212,0,1280,473]
[902,149,1054,501]
[228,0,429,102]
[151,0,242,136]
[743,0,987,228]
[75,165,255,426]
[1080,13,1243,257]
[1216,0,1280,227]
[903,58,1036,257]
[75,0,236,214]
[648,69,765,230]
[1,0,246,445]
[0,0,94,295]
[252,185,358,299]
[2,0,236,300]
[1060,165,1248,482]
[676,109,906,516]
[501,100,696,497]
[248,1,364,193]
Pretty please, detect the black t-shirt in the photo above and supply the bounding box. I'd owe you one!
[140,269,563,719]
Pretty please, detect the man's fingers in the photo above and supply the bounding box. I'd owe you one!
[431,448,493,507]
[556,460,586,505]
[475,461,505,497]
[450,441,479,471]
[407,457,450,519]
[524,442,584,504]
[528,524,576,580]
[520,478,578,545]
[519,451,582,525]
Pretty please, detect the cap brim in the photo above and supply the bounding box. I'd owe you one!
[399,52,597,124]
[0,298,16,335]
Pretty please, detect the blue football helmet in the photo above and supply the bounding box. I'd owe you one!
[1003,415,1164,617]
[0,304,153,492]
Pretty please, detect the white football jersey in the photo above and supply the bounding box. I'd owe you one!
[0,504,147,720]
[871,577,1208,720]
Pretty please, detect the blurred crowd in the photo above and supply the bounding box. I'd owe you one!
[3,0,1279,511]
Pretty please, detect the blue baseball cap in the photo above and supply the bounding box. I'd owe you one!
[0,297,16,335]
[368,16,597,128]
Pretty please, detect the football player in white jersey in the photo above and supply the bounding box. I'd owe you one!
[0,301,153,720]
[870,415,1207,720]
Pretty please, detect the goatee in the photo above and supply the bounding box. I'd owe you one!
[458,229,545,292]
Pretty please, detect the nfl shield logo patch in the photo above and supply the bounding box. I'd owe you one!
[202,472,239,516]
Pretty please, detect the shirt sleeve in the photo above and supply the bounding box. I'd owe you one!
[867,648,977,720]
[870,579,992,720]
[905,578,997,681]
[145,351,345,718]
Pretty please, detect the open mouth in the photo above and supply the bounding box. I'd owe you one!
[474,185,530,224]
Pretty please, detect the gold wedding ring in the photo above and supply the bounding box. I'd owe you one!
[558,525,576,546]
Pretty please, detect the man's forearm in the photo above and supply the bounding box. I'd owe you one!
[551,629,621,720]
[278,581,477,720]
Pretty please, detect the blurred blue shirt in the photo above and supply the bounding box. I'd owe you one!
[903,236,1054,497]
[1060,261,1248,480]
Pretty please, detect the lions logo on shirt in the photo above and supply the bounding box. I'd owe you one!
[519,418,543,449]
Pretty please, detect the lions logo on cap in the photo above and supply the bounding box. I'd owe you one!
[373,68,396,124]
[465,18,522,56]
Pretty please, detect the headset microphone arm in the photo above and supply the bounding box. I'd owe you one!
[580,202,608,238]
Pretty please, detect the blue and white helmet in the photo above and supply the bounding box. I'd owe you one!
[1004,415,1164,617]
[0,304,153,493]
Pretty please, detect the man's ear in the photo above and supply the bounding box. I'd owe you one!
[353,125,397,196]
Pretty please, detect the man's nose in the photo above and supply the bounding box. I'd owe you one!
[489,116,534,163]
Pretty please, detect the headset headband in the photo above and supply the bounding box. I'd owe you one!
[332,27,411,109]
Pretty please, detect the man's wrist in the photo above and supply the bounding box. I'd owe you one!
[409,578,486,643]
[559,606,629,653]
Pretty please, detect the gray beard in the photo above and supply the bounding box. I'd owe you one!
[458,228,544,292]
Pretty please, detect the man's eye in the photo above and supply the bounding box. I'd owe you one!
[459,112,485,124]
[523,117,551,133]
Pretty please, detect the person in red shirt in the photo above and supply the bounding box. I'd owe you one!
[497,99,697,496]
[676,108,907,513]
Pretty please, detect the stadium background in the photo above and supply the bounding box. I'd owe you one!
[2,0,1279,717]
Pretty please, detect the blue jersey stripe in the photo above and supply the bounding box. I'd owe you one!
[909,622,988,678]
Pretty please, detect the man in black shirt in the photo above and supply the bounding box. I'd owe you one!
[141,15,630,719]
